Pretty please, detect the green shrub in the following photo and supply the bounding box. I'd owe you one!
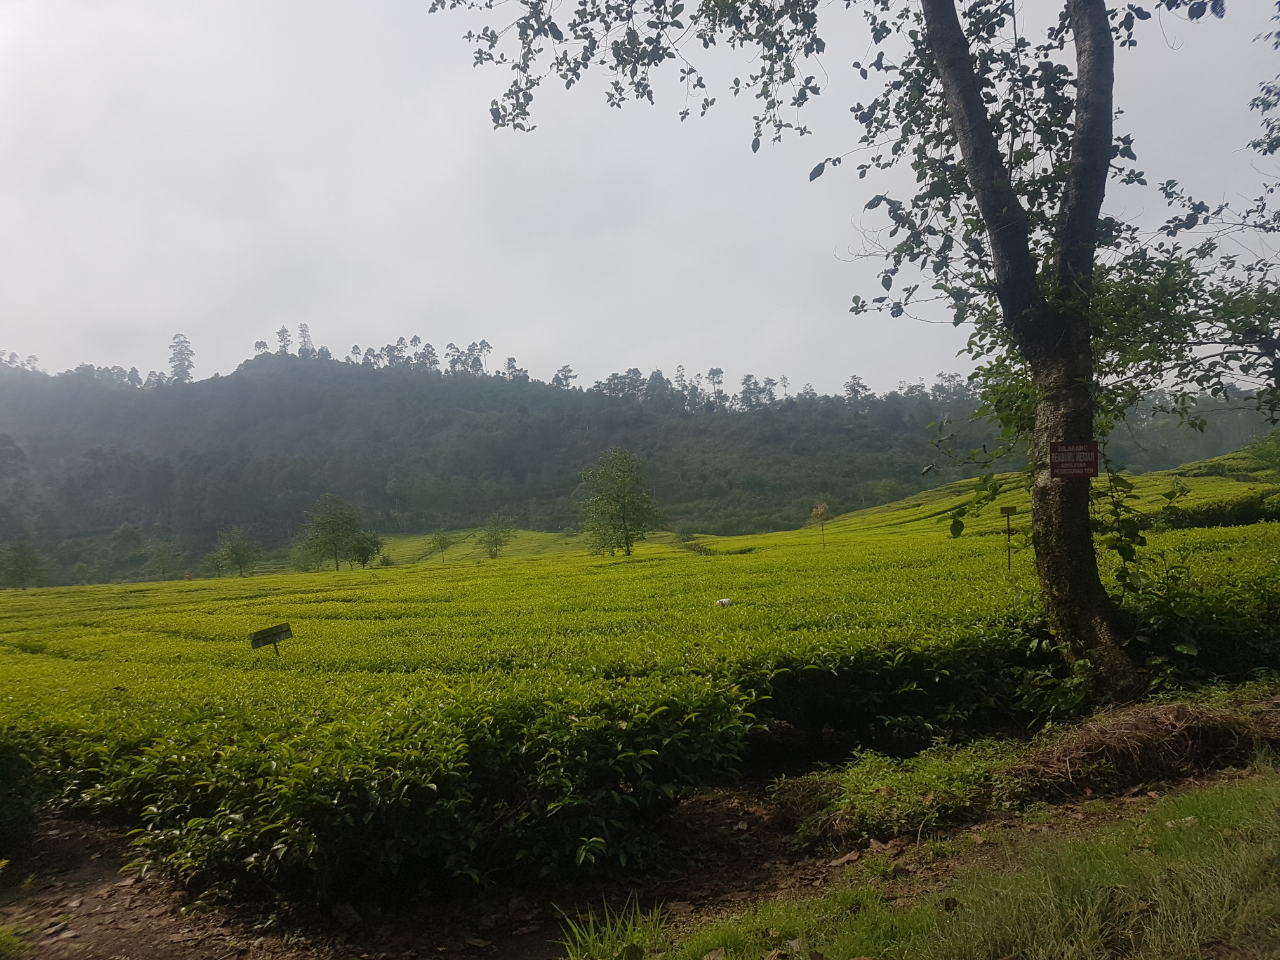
[1158,489,1280,530]
[46,674,754,898]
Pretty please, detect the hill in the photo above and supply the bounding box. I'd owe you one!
[0,345,1270,586]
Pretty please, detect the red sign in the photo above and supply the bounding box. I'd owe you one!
[1049,441,1099,479]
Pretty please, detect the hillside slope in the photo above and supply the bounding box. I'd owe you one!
[0,353,1269,587]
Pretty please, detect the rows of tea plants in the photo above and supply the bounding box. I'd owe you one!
[2,473,1278,898]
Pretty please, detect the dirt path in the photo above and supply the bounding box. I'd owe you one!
[0,786,876,960]
[0,820,576,960]
[0,774,1246,960]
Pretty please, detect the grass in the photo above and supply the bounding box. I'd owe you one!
[772,741,1024,848]
[576,771,1280,960]
[1,458,1279,898]
[771,692,1280,853]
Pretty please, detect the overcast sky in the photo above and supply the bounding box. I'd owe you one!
[0,1,1275,394]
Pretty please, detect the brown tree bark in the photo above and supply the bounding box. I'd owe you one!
[920,0,1141,697]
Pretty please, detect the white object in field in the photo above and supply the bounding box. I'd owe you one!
[715,598,732,607]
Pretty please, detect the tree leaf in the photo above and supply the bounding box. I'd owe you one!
[809,161,825,181]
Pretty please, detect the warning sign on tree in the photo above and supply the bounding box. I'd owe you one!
[1049,441,1099,479]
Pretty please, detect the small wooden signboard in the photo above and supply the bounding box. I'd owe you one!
[1000,506,1018,516]
[1049,441,1099,480]
[250,622,292,656]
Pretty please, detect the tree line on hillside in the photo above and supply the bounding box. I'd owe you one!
[0,447,658,586]
[2,323,926,414]
[0,333,1271,588]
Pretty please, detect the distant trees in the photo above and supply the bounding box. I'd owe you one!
[111,524,143,565]
[169,334,195,384]
[502,357,530,382]
[204,527,263,577]
[289,538,325,572]
[141,539,183,580]
[477,514,515,559]
[293,495,382,571]
[6,346,1269,586]
[296,495,361,571]
[203,547,229,578]
[0,542,46,588]
[445,341,492,375]
[579,449,662,556]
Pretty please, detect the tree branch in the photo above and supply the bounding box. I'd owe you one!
[1054,0,1113,302]
[919,0,1044,352]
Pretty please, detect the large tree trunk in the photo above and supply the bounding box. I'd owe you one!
[1027,323,1140,695]
[921,0,1141,697]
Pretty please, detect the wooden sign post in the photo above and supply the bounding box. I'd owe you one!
[250,623,292,656]
[1000,506,1017,570]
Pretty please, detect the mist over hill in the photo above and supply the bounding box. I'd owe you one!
[0,339,1269,584]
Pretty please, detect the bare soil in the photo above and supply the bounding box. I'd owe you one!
[0,769,1225,960]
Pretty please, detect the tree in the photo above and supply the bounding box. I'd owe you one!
[478,514,515,559]
[110,523,142,564]
[447,0,1279,696]
[141,539,183,580]
[429,529,459,561]
[349,530,385,568]
[297,495,364,571]
[169,334,195,384]
[276,327,293,355]
[207,527,262,577]
[289,536,327,572]
[579,448,663,556]
[203,547,229,578]
[809,503,834,547]
[1,542,46,588]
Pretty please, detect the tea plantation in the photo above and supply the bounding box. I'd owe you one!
[2,463,1279,899]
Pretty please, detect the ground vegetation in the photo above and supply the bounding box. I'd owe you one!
[1,448,1278,901]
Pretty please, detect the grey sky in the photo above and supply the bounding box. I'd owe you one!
[0,1,1274,394]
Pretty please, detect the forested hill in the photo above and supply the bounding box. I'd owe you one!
[0,348,1268,576]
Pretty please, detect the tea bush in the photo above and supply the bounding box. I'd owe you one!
[2,470,1278,899]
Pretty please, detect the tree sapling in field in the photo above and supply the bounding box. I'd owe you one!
[579,448,663,556]
[478,514,515,559]
[429,529,459,561]
[809,503,834,547]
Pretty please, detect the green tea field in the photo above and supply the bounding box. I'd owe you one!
[2,459,1279,900]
